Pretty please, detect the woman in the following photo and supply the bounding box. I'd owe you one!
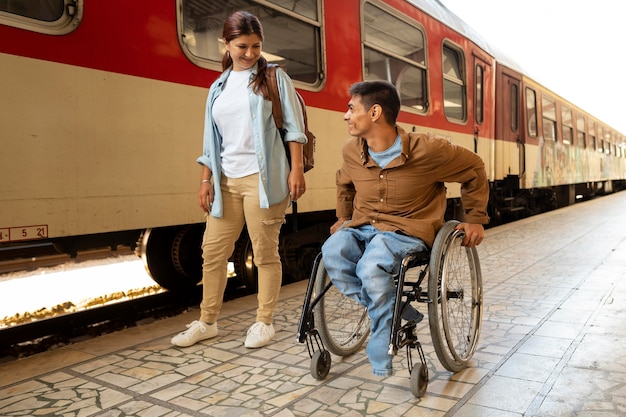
[171,11,307,349]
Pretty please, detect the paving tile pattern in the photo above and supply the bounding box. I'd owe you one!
[1,191,626,416]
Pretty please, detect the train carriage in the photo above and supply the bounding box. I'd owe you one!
[493,58,626,218]
[0,0,623,292]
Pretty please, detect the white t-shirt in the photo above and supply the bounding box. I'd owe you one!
[212,69,259,178]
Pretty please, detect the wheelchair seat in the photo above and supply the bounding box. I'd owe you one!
[403,248,430,269]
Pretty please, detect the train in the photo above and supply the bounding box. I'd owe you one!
[1,0,624,293]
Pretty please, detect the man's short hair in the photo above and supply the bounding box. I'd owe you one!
[349,80,400,125]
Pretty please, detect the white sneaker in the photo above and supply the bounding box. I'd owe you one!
[171,320,217,347]
[244,322,275,348]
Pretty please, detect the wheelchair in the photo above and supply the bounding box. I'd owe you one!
[296,220,483,397]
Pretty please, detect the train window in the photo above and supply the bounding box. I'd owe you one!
[264,0,317,20]
[362,1,428,112]
[442,43,466,121]
[475,64,484,124]
[525,88,538,137]
[509,83,519,132]
[576,113,586,148]
[179,0,322,86]
[597,126,604,153]
[0,0,81,34]
[561,106,573,145]
[588,120,596,150]
[542,96,557,141]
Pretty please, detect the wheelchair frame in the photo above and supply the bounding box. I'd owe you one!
[296,220,483,397]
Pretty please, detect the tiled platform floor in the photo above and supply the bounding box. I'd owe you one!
[1,191,626,416]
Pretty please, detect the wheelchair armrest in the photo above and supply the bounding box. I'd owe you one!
[404,249,430,268]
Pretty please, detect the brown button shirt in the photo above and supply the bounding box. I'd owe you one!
[335,129,490,247]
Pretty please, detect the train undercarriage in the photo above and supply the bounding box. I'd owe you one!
[4,179,625,293]
[489,176,626,225]
[134,210,336,293]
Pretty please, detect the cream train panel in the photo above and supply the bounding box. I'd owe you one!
[0,53,347,237]
[1,53,205,237]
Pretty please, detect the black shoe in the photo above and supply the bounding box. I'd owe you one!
[401,304,424,323]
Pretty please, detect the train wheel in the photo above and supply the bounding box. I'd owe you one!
[172,224,204,280]
[233,229,258,294]
[139,226,202,292]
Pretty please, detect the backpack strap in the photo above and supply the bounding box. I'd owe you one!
[265,64,283,130]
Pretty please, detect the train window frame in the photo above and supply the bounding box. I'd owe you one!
[576,113,586,148]
[588,119,596,150]
[361,0,429,114]
[525,87,538,137]
[597,126,604,153]
[541,96,557,141]
[474,63,484,124]
[0,0,82,35]
[607,130,614,155]
[442,42,467,122]
[509,83,519,132]
[177,0,324,89]
[561,106,573,146]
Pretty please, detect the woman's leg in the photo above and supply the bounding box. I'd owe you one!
[240,174,289,325]
[199,176,246,324]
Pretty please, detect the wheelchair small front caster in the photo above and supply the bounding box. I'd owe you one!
[310,349,331,380]
[410,363,428,397]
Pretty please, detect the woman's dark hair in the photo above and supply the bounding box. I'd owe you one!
[349,81,401,125]
[221,11,269,98]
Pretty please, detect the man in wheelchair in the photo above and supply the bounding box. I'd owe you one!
[321,80,489,377]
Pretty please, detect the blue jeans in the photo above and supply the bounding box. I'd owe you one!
[321,225,428,377]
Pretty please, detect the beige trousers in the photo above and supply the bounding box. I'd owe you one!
[199,173,289,325]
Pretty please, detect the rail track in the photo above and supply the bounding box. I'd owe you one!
[0,289,204,360]
[0,245,246,361]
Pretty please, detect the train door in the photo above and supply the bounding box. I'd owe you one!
[495,67,523,182]
[473,55,493,182]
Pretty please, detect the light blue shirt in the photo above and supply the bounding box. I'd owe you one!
[197,64,307,217]
[369,135,402,168]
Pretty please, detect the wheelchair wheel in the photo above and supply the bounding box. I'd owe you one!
[427,220,483,372]
[310,349,331,380]
[410,363,428,398]
[313,258,370,356]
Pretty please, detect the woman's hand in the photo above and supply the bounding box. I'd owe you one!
[287,141,306,201]
[198,166,214,213]
[288,169,306,201]
[198,181,214,213]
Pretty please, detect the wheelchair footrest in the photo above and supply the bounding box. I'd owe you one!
[303,328,326,359]
[389,321,420,355]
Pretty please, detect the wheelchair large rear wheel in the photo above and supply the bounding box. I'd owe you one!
[313,258,370,356]
[428,220,483,372]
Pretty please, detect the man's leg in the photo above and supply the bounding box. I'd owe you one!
[321,227,367,305]
[357,231,428,377]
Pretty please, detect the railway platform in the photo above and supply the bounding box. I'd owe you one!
[1,191,626,416]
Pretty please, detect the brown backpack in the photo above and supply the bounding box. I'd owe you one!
[266,64,315,172]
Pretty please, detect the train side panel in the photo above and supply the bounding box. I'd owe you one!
[6,0,623,289]
[0,52,206,238]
